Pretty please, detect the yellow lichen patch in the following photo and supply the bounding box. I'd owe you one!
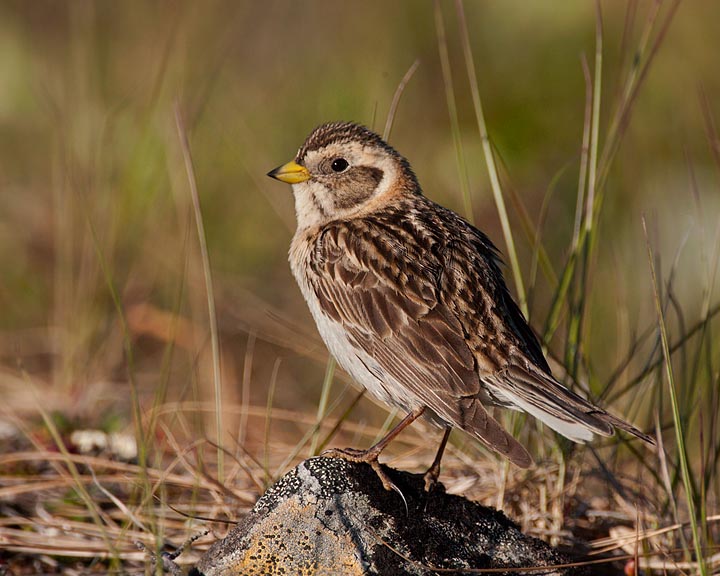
[205,500,365,575]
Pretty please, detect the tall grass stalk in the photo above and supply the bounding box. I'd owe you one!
[310,358,336,456]
[383,59,420,142]
[317,389,367,454]
[264,357,282,487]
[644,216,708,576]
[502,164,562,291]
[584,2,603,240]
[573,56,593,252]
[566,1,604,383]
[433,0,474,225]
[699,89,720,505]
[454,0,527,317]
[174,104,225,482]
[239,332,257,446]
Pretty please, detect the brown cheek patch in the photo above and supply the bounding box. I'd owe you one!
[332,167,384,210]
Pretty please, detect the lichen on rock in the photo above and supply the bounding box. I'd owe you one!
[189,457,583,575]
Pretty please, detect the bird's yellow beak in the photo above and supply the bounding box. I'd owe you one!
[267,161,311,184]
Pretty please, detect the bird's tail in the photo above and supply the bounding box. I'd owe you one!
[486,365,656,446]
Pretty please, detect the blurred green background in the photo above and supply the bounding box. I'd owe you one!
[0,1,718,456]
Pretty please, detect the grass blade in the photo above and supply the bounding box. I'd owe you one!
[643,216,708,576]
[454,0,527,316]
[434,0,474,225]
[310,357,336,456]
[174,102,225,482]
[383,59,420,141]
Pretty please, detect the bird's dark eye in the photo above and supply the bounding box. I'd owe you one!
[330,158,349,173]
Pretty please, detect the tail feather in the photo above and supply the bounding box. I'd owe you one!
[486,365,656,446]
[455,397,534,468]
[594,410,656,445]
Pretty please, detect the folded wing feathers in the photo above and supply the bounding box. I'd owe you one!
[360,329,533,468]
[315,257,535,466]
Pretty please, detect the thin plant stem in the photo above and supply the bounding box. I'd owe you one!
[585,1,603,238]
[239,332,256,446]
[311,358,336,456]
[573,54,593,252]
[644,216,708,576]
[174,102,224,482]
[264,357,282,487]
[455,0,527,316]
[568,0,604,382]
[383,59,420,141]
[434,0,474,225]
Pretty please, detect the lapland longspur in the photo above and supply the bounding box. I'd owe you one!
[268,122,653,490]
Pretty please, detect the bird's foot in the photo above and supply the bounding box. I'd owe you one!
[322,446,397,492]
[321,446,378,462]
[423,461,441,492]
[423,426,451,492]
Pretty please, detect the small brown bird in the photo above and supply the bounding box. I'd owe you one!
[268,121,654,490]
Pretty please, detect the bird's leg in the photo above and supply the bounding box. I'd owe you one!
[423,426,451,491]
[322,406,426,491]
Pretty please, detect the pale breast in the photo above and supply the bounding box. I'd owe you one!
[289,229,421,412]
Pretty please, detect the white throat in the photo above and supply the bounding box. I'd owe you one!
[291,152,398,232]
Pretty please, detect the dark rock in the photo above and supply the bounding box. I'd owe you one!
[190,457,583,575]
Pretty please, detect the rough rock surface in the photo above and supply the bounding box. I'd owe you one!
[191,457,582,575]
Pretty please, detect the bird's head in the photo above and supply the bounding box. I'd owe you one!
[268,122,419,229]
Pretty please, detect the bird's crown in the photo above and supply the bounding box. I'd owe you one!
[296,122,399,164]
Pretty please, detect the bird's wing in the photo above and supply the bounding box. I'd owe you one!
[442,212,656,446]
[309,221,533,467]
